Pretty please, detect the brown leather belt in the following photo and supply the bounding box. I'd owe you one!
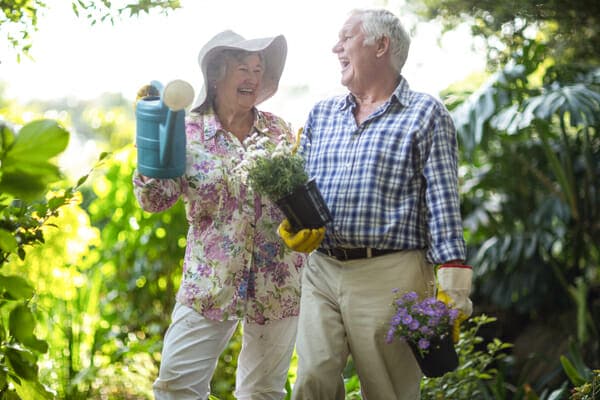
[317,247,398,261]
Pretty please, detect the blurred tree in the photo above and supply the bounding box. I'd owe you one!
[409,0,600,394]
[27,93,136,149]
[0,118,79,398]
[411,0,600,68]
[445,34,600,396]
[6,145,184,399]
[0,0,181,60]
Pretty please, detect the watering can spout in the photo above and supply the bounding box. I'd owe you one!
[135,79,195,178]
[159,80,195,167]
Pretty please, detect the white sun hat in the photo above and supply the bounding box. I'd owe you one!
[191,30,288,112]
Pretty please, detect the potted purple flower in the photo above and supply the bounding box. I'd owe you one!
[386,290,460,377]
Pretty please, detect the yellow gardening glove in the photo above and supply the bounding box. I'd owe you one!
[437,289,468,343]
[436,263,473,343]
[292,127,303,154]
[278,219,325,253]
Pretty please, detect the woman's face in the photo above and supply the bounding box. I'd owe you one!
[214,53,264,112]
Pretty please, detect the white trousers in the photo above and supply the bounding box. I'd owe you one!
[292,250,435,400]
[153,302,298,400]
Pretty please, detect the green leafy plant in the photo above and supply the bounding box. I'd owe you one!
[337,315,514,399]
[237,132,308,201]
[0,119,75,399]
[570,370,600,400]
[557,341,599,400]
[450,38,600,384]
[420,314,513,399]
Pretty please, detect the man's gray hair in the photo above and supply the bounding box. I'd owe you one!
[351,8,410,74]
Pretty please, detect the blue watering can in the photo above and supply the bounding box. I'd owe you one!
[135,79,195,178]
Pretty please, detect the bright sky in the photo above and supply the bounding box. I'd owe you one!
[1,0,485,128]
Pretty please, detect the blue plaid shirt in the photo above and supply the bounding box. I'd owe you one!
[299,77,466,264]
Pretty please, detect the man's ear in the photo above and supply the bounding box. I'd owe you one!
[375,35,390,58]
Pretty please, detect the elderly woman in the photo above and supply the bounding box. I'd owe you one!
[133,30,304,400]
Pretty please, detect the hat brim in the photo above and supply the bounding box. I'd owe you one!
[192,31,287,112]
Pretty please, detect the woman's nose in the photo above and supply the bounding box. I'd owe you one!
[245,74,260,86]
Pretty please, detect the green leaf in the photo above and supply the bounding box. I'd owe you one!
[537,125,578,218]
[76,174,90,188]
[491,83,600,134]
[9,305,49,353]
[0,166,61,201]
[0,228,18,252]
[0,367,6,391]
[0,275,35,299]
[2,160,62,178]
[0,120,68,199]
[560,355,585,386]
[5,344,38,381]
[7,119,69,162]
[13,379,56,400]
[0,123,16,151]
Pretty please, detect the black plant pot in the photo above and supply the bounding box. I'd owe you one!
[275,178,332,232]
[409,333,459,378]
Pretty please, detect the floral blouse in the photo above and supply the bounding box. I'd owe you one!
[133,107,305,324]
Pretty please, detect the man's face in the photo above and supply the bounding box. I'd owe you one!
[332,14,378,91]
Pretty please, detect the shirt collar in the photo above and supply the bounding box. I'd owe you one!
[202,106,264,141]
[338,75,412,111]
[390,75,411,107]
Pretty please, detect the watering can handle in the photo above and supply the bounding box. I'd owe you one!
[159,110,177,166]
[150,80,164,95]
[158,80,195,167]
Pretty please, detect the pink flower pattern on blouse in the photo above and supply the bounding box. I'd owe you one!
[133,108,305,324]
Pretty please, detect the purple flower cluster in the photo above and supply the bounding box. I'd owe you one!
[386,290,459,354]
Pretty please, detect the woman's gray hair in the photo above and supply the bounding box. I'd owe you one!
[205,50,265,101]
[351,9,410,74]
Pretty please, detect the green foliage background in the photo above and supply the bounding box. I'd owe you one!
[1,0,599,398]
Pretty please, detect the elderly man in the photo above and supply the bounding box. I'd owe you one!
[280,8,473,400]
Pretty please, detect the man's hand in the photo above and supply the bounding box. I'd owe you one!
[278,219,325,253]
[436,263,473,343]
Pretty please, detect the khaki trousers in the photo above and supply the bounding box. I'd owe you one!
[292,250,434,400]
